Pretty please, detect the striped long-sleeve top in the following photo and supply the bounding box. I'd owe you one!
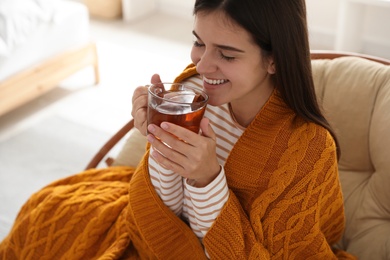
[148,74,244,241]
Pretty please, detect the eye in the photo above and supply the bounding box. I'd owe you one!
[219,51,235,61]
[193,40,204,47]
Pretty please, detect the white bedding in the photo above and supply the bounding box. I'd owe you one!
[0,0,90,81]
[0,0,64,56]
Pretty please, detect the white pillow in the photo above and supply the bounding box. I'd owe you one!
[0,37,7,56]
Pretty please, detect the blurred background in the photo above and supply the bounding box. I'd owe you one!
[0,0,389,240]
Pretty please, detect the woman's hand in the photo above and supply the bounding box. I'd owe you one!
[131,74,162,136]
[147,118,221,187]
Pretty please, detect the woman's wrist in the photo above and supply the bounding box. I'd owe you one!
[188,165,222,188]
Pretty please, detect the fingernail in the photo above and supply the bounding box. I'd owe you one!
[161,122,168,130]
[147,134,154,143]
[148,124,156,133]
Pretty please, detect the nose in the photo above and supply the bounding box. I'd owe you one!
[192,49,217,75]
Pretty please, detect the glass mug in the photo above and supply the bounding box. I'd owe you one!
[147,82,209,136]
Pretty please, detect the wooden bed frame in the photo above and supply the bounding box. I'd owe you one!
[0,42,100,117]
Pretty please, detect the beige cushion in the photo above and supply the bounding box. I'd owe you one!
[312,57,390,259]
[111,128,147,168]
[113,57,390,259]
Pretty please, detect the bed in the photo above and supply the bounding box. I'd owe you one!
[0,0,99,117]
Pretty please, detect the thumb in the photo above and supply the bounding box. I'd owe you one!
[151,74,162,84]
[200,117,216,140]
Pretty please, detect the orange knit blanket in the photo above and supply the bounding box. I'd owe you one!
[0,65,356,259]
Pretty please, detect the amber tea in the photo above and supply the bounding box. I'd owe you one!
[147,83,208,134]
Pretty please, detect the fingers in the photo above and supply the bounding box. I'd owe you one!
[158,123,198,146]
[147,124,187,173]
[148,133,186,172]
[151,74,162,84]
[147,123,190,154]
[134,113,147,136]
[131,86,148,103]
[131,86,149,135]
[147,122,219,182]
[130,74,164,136]
[200,118,216,141]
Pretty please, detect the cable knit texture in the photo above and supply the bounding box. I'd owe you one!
[0,64,355,259]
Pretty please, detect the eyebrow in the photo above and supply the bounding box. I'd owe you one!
[192,30,245,53]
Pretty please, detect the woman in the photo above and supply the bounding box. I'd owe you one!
[0,0,355,259]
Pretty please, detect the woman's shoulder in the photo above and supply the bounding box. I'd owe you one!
[291,118,337,161]
[174,63,199,84]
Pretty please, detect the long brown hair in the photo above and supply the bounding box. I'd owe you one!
[194,0,340,157]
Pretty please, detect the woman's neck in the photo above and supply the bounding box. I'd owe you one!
[229,87,274,127]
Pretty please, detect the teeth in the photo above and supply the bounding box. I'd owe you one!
[204,76,227,85]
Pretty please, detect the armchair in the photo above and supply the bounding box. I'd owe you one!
[86,51,390,259]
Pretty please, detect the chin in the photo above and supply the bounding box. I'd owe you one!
[206,97,226,107]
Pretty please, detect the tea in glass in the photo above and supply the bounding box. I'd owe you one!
[147,83,208,134]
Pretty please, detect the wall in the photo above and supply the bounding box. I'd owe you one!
[306,0,339,49]
[158,0,390,59]
[157,0,193,19]
[307,0,390,59]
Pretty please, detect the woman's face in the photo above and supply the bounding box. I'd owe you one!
[191,11,275,108]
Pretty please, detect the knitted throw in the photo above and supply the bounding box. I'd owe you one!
[0,65,356,259]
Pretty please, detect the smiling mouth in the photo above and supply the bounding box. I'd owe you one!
[203,76,229,85]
